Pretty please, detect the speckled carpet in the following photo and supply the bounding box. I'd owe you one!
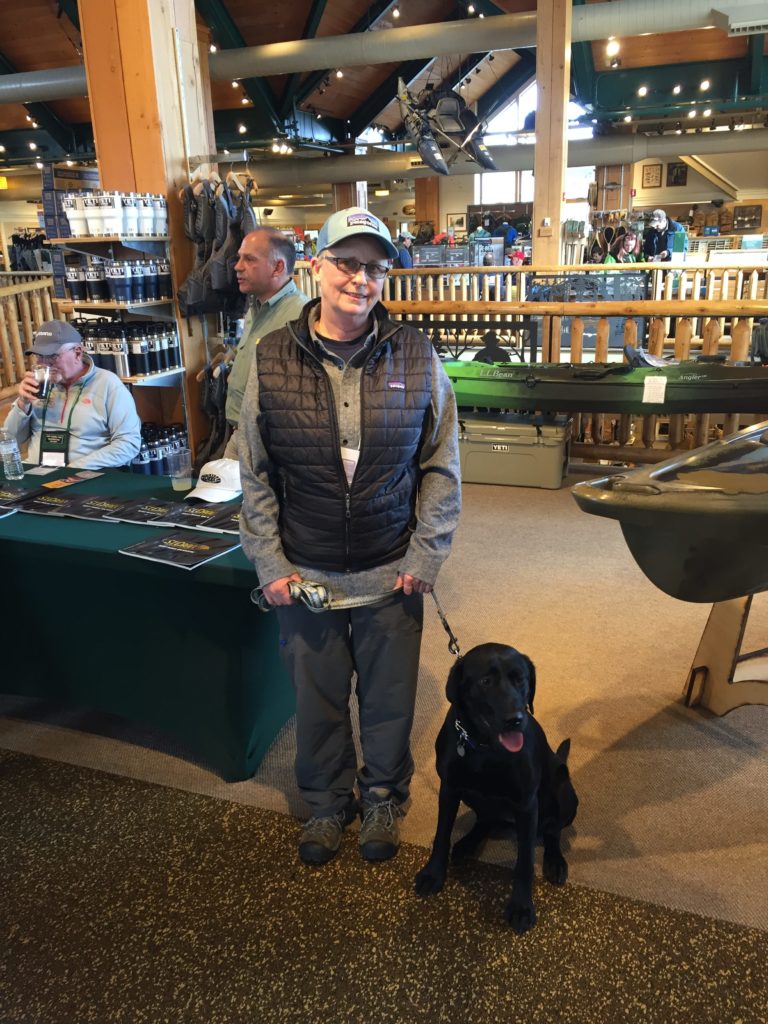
[1,748,766,1024]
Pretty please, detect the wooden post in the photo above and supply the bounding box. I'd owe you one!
[532,0,571,265]
[702,318,721,355]
[649,317,666,356]
[79,0,217,454]
[674,318,693,360]
[415,177,440,235]
[731,320,750,362]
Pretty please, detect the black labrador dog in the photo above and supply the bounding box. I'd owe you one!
[415,642,578,933]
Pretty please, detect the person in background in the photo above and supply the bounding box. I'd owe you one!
[642,209,686,262]
[4,320,141,469]
[238,207,461,868]
[473,330,512,364]
[604,230,639,265]
[197,227,309,453]
[395,230,415,270]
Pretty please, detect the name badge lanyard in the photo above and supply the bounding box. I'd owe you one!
[38,384,85,466]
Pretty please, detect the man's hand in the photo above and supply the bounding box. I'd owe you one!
[396,573,433,596]
[17,371,40,410]
[261,573,302,606]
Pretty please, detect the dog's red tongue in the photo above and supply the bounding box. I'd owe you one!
[499,730,524,753]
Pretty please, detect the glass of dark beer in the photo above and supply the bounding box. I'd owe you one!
[33,365,56,401]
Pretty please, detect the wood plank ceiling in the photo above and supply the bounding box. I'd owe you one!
[0,0,765,189]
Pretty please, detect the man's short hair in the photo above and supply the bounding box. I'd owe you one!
[247,226,297,275]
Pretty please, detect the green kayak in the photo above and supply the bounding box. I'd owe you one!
[443,359,768,414]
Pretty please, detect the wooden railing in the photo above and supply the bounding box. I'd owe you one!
[293,260,768,462]
[0,275,55,400]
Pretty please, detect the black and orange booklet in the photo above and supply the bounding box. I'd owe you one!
[108,496,186,526]
[118,529,241,570]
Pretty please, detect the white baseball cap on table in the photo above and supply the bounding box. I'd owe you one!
[186,458,242,502]
[317,207,399,260]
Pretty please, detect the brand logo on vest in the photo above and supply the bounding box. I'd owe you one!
[201,473,222,484]
[388,380,405,390]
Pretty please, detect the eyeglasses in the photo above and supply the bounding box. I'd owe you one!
[36,345,80,365]
[322,255,390,280]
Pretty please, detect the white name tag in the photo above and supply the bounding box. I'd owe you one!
[341,446,360,485]
[41,452,66,467]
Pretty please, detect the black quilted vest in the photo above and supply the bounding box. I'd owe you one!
[257,303,433,572]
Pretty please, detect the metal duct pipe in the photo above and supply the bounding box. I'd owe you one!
[0,65,87,105]
[210,0,725,79]
[0,0,754,104]
[225,128,768,188]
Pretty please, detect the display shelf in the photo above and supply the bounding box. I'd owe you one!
[123,368,183,387]
[53,297,175,321]
[49,236,170,258]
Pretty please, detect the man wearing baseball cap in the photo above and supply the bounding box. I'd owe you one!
[3,320,141,469]
[238,207,461,867]
[642,208,686,262]
[394,230,415,270]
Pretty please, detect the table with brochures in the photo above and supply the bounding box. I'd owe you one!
[0,469,294,781]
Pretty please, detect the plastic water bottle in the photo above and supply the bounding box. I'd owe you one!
[0,429,24,480]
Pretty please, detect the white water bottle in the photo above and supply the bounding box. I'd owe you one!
[0,429,24,480]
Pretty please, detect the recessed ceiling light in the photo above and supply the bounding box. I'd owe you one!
[0,145,5,153]
[637,86,648,97]
[241,97,249,104]
[606,39,620,57]
[467,3,475,12]
[392,6,400,17]
[673,84,682,95]
[623,114,632,123]
[336,69,343,78]
[209,44,217,53]
[29,142,37,150]
[703,108,712,117]
[700,79,710,91]
[231,80,238,88]
[238,124,247,134]
[687,110,696,119]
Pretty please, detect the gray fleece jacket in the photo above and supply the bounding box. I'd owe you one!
[4,356,141,470]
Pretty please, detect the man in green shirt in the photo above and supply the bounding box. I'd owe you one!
[199,227,309,449]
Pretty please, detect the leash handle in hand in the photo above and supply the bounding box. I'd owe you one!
[252,581,463,658]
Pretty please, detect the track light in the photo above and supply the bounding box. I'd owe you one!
[687,110,696,119]
[673,84,682,95]
[700,79,710,91]
[209,44,217,53]
[392,6,400,17]
[28,142,37,150]
[609,58,620,69]
[637,86,648,97]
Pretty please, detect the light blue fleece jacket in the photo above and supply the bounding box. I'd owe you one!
[3,356,141,469]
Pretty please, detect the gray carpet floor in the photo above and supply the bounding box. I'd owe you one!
[1,473,767,943]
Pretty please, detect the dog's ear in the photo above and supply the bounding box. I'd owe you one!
[446,657,464,704]
[523,654,536,715]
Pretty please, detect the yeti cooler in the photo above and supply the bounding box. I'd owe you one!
[458,413,571,489]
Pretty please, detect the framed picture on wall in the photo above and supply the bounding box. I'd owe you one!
[732,205,762,231]
[446,212,466,232]
[641,163,662,189]
[666,162,688,187]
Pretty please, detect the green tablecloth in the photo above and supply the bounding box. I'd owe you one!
[0,469,294,781]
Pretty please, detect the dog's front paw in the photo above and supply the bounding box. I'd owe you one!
[415,861,447,897]
[504,898,537,933]
[543,850,568,885]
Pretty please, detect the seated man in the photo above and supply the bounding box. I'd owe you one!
[4,320,141,469]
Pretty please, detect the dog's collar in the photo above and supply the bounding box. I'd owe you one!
[455,717,479,757]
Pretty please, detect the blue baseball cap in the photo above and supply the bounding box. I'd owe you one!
[317,207,398,260]
[26,320,82,356]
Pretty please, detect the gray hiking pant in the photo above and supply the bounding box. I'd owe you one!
[275,591,424,817]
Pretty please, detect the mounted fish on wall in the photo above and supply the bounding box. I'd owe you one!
[397,78,497,176]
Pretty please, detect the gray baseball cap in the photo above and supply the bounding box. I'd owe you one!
[650,209,667,227]
[26,320,82,356]
[317,207,398,260]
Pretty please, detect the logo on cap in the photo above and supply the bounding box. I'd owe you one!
[347,213,380,232]
[201,473,222,484]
